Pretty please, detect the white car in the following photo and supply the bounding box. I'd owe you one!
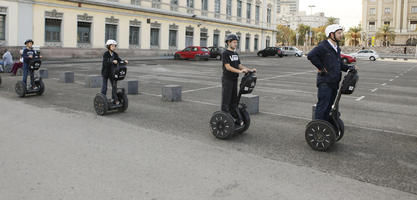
[281,46,304,57]
[350,50,379,61]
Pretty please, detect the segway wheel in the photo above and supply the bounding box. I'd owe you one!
[94,93,108,115]
[15,81,26,97]
[37,80,45,96]
[117,91,128,112]
[0,75,2,85]
[234,108,251,135]
[335,119,344,142]
[210,111,235,139]
[305,120,336,151]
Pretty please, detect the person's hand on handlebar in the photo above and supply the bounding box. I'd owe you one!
[125,60,128,64]
[113,60,118,64]
[240,68,249,74]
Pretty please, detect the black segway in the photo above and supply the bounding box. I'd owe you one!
[210,71,257,139]
[305,69,359,151]
[15,55,44,97]
[94,61,128,115]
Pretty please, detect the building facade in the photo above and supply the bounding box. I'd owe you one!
[0,0,277,57]
[278,9,339,30]
[362,0,417,46]
[276,0,298,14]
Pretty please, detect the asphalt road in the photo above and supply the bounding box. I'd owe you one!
[0,55,416,199]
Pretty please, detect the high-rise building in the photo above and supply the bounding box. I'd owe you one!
[277,0,299,14]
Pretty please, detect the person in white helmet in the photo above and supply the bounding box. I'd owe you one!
[307,24,358,121]
[101,39,128,105]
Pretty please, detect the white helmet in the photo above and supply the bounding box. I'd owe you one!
[325,24,343,38]
[106,39,118,46]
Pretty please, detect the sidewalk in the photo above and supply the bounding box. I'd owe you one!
[0,97,415,200]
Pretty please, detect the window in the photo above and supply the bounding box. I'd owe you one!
[77,22,91,44]
[105,24,117,42]
[131,0,140,6]
[200,30,208,47]
[129,26,140,45]
[369,21,375,31]
[226,0,232,17]
[169,29,177,48]
[45,18,61,42]
[384,21,390,26]
[187,0,194,13]
[186,28,193,47]
[237,1,242,18]
[202,0,208,11]
[152,0,161,9]
[236,33,241,50]
[171,0,178,11]
[215,0,221,18]
[412,6,417,13]
[410,21,417,31]
[213,33,219,47]
[150,28,160,48]
[255,5,260,24]
[245,35,250,50]
[267,8,271,24]
[369,8,376,15]
[384,8,390,14]
[254,37,258,50]
[266,37,270,47]
[246,3,251,23]
[0,15,5,40]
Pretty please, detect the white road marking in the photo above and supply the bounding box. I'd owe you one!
[355,96,365,101]
[370,88,378,93]
[389,79,394,82]
[381,83,387,86]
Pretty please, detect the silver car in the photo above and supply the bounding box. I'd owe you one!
[350,50,379,61]
[281,46,303,57]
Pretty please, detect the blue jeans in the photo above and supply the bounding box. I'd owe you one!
[101,76,118,102]
[315,83,338,121]
[22,62,34,86]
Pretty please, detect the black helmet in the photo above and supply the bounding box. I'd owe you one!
[24,39,34,45]
[225,34,239,44]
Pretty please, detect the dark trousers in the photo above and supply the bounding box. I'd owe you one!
[315,83,338,121]
[221,77,239,119]
[22,62,34,86]
[101,76,118,102]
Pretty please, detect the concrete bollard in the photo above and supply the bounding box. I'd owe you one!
[39,68,48,79]
[241,94,259,114]
[85,75,102,88]
[16,68,23,76]
[60,71,74,83]
[120,79,139,95]
[162,85,182,102]
[312,104,316,120]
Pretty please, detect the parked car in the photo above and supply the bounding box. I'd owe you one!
[341,53,356,64]
[350,50,379,61]
[257,47,284,57]
[281,46,303,57]
[174,46,210,60]
[207,46,226,60]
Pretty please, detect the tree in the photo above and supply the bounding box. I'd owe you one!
[326,17,338,26]
[297,24,311,46]
[345,26,362,46]
[376,25,395,46]
[276,24,295,46]
[312,26,326,45]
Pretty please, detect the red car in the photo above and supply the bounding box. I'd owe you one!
[174,46,210,61]
[341,53,356,64]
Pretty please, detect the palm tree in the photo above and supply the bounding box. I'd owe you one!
[376,25,395,46]
[297,24,311,46]
[276,24,295,46]
[326,17,338,26]
[345,26,362,46]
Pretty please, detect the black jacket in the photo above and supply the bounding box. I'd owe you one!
[102,51,122,78]
[307,40,353,88]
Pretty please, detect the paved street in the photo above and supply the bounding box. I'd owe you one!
[0,56,416,199]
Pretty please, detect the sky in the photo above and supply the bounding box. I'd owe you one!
[299,0,362,29]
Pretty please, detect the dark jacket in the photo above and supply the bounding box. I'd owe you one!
[22,48,39,64]
[102,51,122,78]
[307,40,353,88]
